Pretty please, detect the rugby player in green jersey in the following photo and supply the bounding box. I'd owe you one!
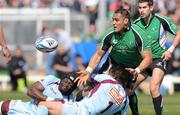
[133,0,180,115]
[75,8,152,114]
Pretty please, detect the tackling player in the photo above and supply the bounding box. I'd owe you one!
[0,73,77,115]
[133,0,180,114]
[37,64,134,115]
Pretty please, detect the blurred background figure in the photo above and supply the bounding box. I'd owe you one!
[80,24,98,41]
[84,0,99,26]
[75,54,87,72]
[8,47,28,91]
[167,44,180,76]
[52,45,73,78]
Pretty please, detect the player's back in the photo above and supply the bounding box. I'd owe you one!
[79,74,128,115]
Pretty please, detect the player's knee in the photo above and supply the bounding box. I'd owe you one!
[150,85,160,96]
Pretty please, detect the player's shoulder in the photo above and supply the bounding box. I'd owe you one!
[133,17,141,24]
[100,27,114,41]
[154,13,171,22]
[44,75,60,82]
[131,23,144,32]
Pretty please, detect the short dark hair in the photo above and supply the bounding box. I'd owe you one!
[60,72,78,95]
[114,8,130,22]
[109,64,135,89]
[138,0,153,6]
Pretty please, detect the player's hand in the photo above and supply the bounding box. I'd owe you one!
[2,46,11,64]
[125,68,138,80]
[161,50,172,61]
[74,70,91,87]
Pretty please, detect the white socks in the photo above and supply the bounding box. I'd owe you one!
[0,101,4,114]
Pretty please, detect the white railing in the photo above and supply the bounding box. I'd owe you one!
[0,8,89,68]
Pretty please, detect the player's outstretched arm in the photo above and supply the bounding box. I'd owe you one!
[0,24,11,64]
[126,50,152,77]
[27,81,48,101]
[162,29,180,61]
[75,48,106,86]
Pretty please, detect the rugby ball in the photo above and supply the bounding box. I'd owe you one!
[35,36,58,53]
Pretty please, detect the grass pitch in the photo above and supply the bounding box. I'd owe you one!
[0,91,180,115]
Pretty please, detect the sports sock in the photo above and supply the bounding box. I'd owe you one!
[37,106,48,115]
[0,101,3,114]
[129,92,139,115]
[153,95,163,115]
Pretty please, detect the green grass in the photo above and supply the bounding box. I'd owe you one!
[127,93,180,115]
[0,92,180,114]
[0,91,30,101]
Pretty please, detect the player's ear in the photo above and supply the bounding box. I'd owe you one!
[124,18,129,25]
[150,5,153,12]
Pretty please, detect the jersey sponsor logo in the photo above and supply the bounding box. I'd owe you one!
[156,62,163,67]
[108,86,124,105]
[112,39,118,46]
[151,27,157,32]
[156,61,167,70]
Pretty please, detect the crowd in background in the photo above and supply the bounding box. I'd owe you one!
[1,0,180,26]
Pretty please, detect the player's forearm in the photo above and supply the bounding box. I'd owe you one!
[172,30,180,48]
[27,88,47,101]
[138,51,152,72]
[27,82,47,101]
[86,51,103,73]
[167,30,180,53]
[0,25,7,47]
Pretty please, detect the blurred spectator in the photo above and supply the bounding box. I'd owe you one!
[84,0,99,25]
[167,44,180,76]
[53,25,73,51]
[0,0,7,8]
[164,0,176,14]
[80,24,98,41]
[38,0,59,8]
[52,45,73,78]
[8,47,28,91]
[6,0,20,8]
[170,9,180,27]
[129,0,139,20]
[153,0,168,15]
[19,0,33,8]
[75,54,87,71]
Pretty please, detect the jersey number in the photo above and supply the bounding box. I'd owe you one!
[109,87,124,105]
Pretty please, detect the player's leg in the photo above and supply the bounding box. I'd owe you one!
[150,68,164,115]
[128,73,147,115]
[38,101,63,115]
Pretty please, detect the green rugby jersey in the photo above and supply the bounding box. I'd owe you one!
[134,13,179,59]
[99,23,151,67]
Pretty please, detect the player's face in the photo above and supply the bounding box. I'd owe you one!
[59,78,73,94]
[112,13,127,32]
[138,2,153,18]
